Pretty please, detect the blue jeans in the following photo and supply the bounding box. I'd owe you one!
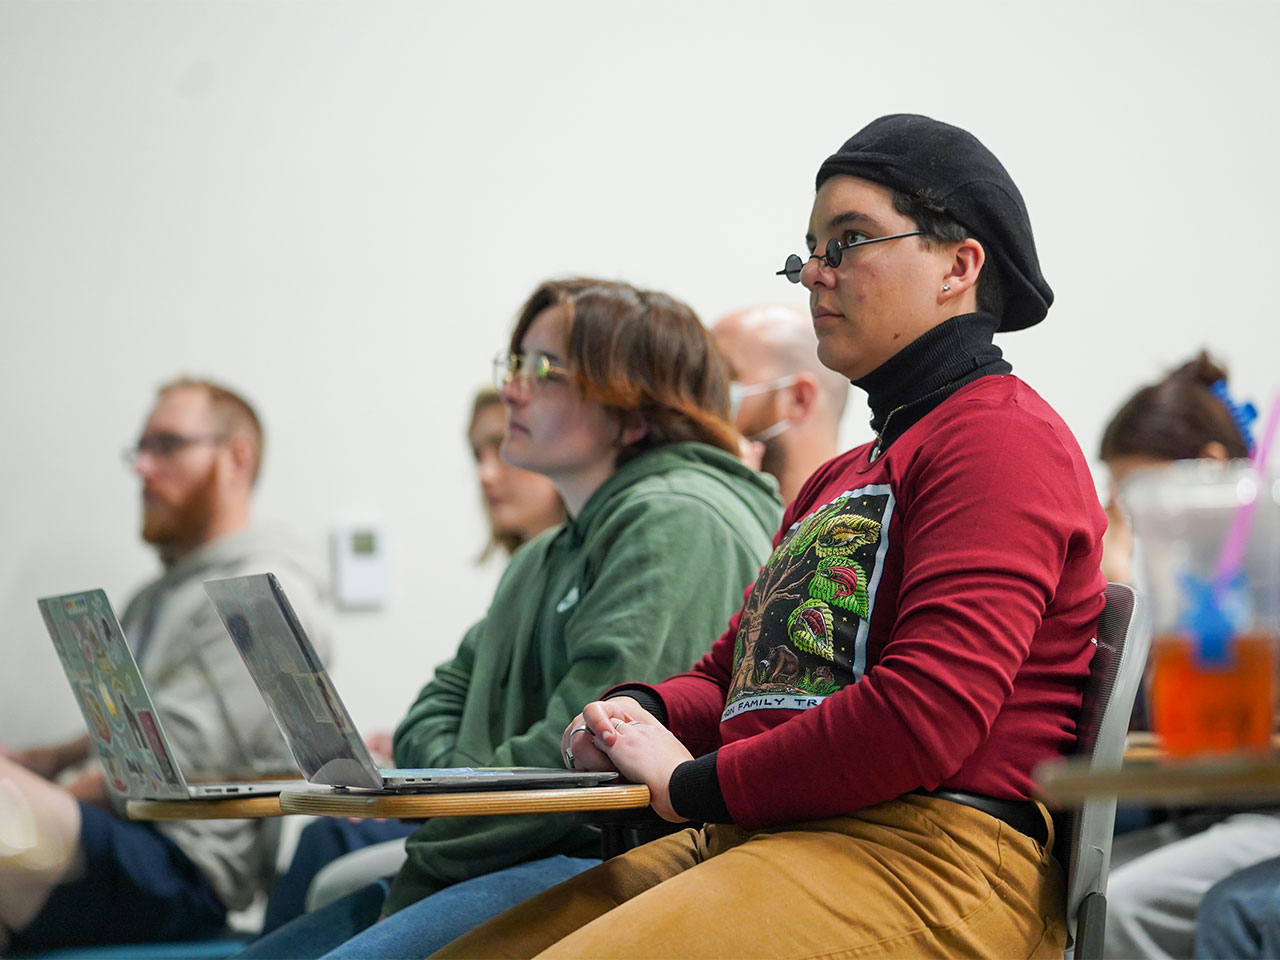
[238,879,389,959]
[1195,855,1280,959]
[235,855,597,959]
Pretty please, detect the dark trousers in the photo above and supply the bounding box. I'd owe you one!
[11,802,227,951]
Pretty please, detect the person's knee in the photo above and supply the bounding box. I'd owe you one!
[1199,873,1243,919]
[1195,868,1270,959]
[1195,881,1242,955]
[0,772,84,932]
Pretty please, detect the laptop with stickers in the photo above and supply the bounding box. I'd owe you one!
[36,589,301,800]
[202,572,618,793]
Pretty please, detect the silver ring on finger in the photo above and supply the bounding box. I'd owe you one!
[563,745,576,768]
[567,724,590,740]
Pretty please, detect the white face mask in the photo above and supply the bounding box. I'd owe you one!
[748,418,792,443]
[728,374,798,418]
[728,374,798,443]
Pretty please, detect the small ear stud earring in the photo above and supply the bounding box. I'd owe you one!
[942,283,951,292]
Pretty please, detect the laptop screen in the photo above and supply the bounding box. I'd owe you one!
[203,573,382,789]
[37,590,190,799]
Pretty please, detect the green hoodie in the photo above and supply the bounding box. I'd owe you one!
[384,442,781,913]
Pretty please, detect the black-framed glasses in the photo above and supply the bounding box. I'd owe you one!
[122,433,226,466]
[493,351,572,393]
[775,231,924,283]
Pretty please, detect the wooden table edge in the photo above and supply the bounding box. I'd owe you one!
[278,783,652,818]
[1037,755,1280,806]
[126,795,284,820]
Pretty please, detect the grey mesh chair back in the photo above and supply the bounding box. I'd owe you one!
[1062,582,1150,959]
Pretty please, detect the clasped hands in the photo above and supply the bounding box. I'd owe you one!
[559,696,692,822]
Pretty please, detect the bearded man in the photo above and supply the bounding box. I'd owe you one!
[1,378,332,952]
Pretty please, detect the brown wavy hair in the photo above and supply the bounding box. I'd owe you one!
[1100,351,1249,462]
[508,279,738,463]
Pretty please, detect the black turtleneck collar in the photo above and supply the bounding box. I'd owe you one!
[852,312,1012,459]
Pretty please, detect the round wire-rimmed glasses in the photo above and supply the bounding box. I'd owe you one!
[492,351,572,393]
[776,231,924,283]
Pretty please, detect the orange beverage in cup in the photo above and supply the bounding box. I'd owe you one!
[1125,461,1280,758]
[1149,630,1276,756]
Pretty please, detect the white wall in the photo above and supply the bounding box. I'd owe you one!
[3,0,1278,746]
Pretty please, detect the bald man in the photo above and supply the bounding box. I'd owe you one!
[712,305,850,504]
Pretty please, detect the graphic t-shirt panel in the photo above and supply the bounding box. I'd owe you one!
[723,484,895,721]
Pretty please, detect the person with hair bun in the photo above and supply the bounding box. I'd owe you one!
[237,278,781,959]
[1096,353,1280,960]
[1099,351,1250,585]
[1102,352,1250,465]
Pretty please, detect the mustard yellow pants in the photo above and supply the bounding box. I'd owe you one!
[433,793,1066,959]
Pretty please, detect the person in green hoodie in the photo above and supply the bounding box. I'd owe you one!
[237,277,781,959]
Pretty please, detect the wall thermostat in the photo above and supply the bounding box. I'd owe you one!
[331,523,389,609]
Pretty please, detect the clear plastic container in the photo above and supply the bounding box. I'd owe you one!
[1123,461,1280,756]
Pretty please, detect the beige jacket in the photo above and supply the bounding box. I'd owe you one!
[118,526,333,910]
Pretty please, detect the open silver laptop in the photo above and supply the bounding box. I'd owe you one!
[37,589,301,800]
[202,572,618,793]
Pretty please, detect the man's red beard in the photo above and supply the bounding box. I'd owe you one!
[141,466,219,552]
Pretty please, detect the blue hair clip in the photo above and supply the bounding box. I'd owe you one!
[1209,379,1258,455]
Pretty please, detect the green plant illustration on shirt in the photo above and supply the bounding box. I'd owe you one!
[788,598,835,659]
[813,513,881,557]
[809,556,870,618]
[727,491,889,709]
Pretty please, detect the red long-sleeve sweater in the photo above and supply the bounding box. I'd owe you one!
[649,374,1106,830]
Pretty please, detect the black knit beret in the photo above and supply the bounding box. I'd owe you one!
[815,114,1052,332]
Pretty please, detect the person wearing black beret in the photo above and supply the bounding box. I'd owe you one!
[435,115,1106,959]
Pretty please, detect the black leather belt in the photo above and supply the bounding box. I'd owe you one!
[918,789,1049,847]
